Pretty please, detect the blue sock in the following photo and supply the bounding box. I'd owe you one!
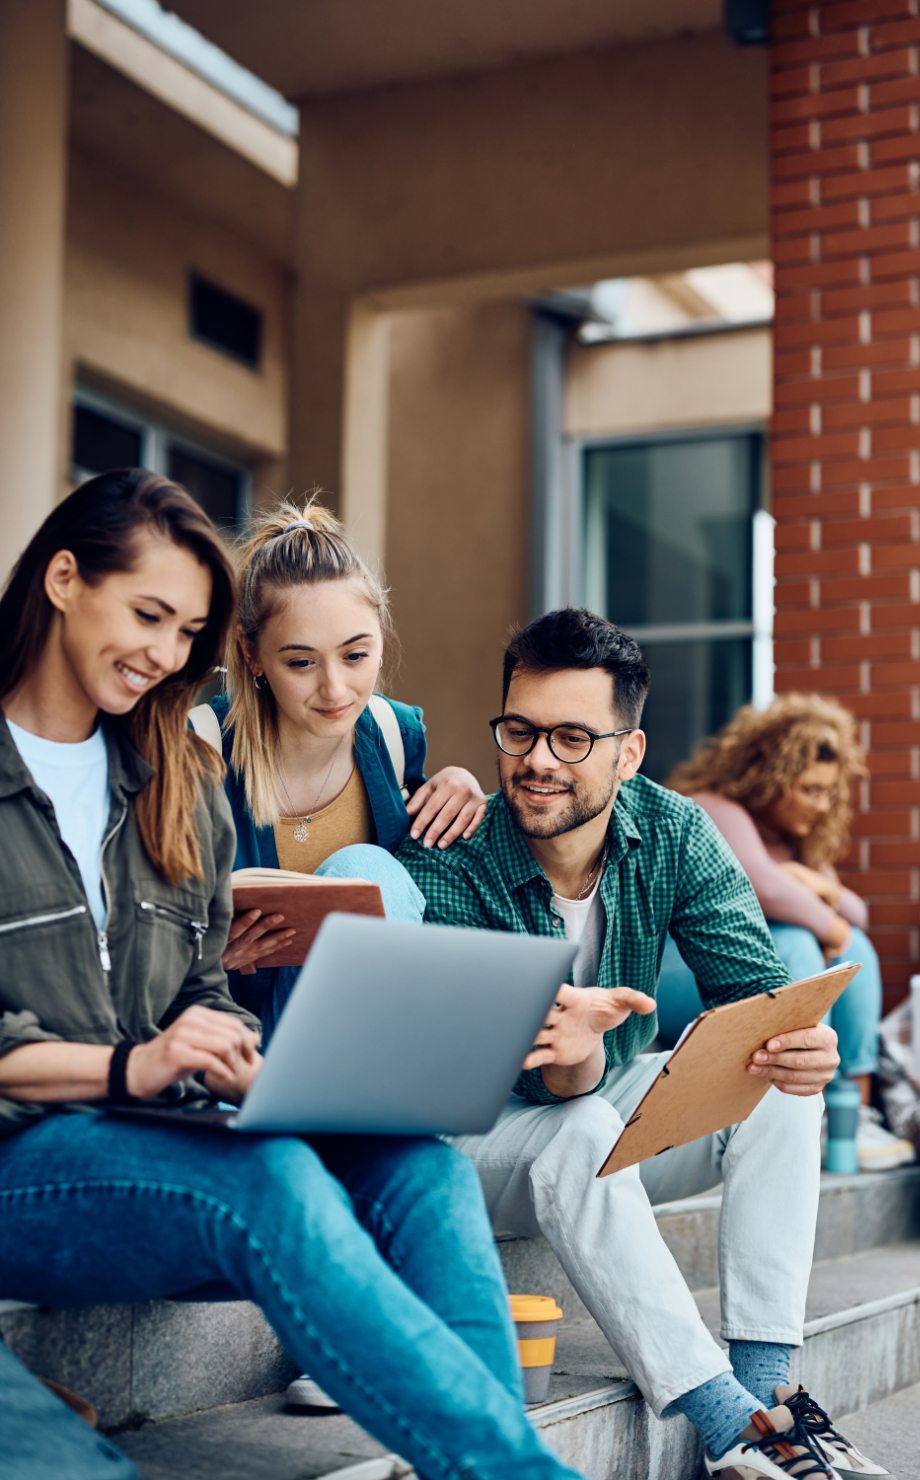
[728,1340,792,1409]
[671,1371,761,1459]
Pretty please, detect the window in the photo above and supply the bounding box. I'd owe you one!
[71,387,251,534]
[189,275,262,369]
[582,430,772,783]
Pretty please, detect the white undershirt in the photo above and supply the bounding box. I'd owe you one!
[551,875,606,988]
[8,719,111,930]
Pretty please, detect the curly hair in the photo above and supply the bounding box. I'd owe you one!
[667,693,866,868]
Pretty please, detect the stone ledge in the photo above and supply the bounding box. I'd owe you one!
[0,1298,297,1430]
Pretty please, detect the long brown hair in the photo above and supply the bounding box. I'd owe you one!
[667,693,866,868]
[0,469,236,883]
[226,496,395,827]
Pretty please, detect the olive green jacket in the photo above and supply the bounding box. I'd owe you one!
[0,715,258,1139]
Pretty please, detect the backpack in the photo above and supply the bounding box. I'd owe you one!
[188,692,407,797]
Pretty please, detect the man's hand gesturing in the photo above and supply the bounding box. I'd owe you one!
[523,985,655,1100]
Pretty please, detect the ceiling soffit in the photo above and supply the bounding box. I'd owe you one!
[166,0,722,100]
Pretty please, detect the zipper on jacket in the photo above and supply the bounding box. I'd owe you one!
[140,901,208,960]
[0,904,87,936]
[97,803,128,975]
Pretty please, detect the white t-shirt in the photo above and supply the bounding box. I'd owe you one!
[8,719,111,930]
[551,876,606,988]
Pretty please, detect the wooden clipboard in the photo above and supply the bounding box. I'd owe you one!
[596,962,860,1178]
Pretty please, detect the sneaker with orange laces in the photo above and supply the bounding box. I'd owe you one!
[775,1384,891,1478]
[703,1404,836,1479]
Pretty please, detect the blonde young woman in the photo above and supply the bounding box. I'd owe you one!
[207,501,488,1043]
[660,694,913,1171]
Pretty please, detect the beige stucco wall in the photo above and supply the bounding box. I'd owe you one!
[0,0,69,578]
[565,325,772,438]
[385,301,532,784]
[290,29,769,504]
[64,146,291,490]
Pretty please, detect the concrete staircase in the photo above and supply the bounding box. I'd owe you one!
[4,1166,920,1479]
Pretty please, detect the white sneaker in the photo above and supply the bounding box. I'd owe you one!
[285,1374,341,1412]
[776,1384,891,1478]
[856,1105,915,1172]
[703,1403,834,1478]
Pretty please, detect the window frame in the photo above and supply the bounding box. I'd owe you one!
[570,421,774,709]
[71,385,253,533]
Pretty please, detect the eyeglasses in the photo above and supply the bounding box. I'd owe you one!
[489,716,633,764]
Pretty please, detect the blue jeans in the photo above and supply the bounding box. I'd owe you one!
[0,1114,582,1480]
[655,925,882,1078]
[0,1339,136,1480]
[263,844,426,1042]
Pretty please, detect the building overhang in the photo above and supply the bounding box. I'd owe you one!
[166,0,723,100]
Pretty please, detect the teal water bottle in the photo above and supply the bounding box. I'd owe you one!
[825,1079,861,1174]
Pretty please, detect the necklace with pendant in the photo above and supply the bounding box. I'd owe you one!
[278,737,345,842]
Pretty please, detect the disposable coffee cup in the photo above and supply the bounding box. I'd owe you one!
[825,1079,861,1175]
[509,1294,563,1405]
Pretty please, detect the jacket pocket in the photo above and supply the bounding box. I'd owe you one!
[138,901,208,960]
[0,899,113,1038]
[133,885,211,1023]
[0,903,88,936]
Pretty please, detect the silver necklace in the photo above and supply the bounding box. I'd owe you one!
[575,838,610,901]
[277,737,345,842]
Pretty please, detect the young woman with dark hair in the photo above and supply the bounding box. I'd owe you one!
[0,469,587,1480]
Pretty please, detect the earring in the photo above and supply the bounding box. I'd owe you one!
[253,673,266,690]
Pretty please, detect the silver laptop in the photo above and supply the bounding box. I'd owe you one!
[116,913,577,1137]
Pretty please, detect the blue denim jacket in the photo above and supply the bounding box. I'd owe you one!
[209,694,427,1016]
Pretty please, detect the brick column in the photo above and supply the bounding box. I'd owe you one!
[772,0,920,1010]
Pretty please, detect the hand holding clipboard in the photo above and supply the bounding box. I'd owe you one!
[597,962,859,1178]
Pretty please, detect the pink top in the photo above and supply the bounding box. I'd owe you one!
[692,792,867,937]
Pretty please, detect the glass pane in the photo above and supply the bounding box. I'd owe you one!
[72,405,142,476]
[639,637,751,785]
[584,436,758,627]
[169,446,241,532]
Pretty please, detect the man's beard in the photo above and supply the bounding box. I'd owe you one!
[501,765,617,839]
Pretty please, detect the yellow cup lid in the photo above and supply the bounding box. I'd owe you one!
[508,1294,563,1321]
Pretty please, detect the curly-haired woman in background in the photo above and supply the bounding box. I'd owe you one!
[657,693,914,1171]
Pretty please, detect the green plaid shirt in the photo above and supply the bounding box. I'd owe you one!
[397,772,790,1104]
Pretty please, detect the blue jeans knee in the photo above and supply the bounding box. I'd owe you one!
[315,844,425,925]
[768,921,881,1079]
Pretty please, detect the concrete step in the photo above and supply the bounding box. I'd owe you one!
[108,1239,920,1480]
[498,1166,920,1322]
[0,1297,298,1430]
[836,1377,920,1479]
[3,1166,916,1435]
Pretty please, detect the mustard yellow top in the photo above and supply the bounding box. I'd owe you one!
[274,765,375,874]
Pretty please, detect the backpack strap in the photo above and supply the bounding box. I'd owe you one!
[367,693,408,799]
[188,703,223,755]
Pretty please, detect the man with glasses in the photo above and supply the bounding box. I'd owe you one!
[397,608,888,1480]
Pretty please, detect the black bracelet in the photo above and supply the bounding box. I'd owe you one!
[108,1038,139,1104]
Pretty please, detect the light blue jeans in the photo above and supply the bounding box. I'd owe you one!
[655,924,882,1078]
[263,844,426,1042]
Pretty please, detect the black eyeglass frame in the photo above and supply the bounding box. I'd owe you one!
[489,716,634,763]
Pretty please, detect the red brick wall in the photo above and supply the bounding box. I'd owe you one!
[771,0,920,1011]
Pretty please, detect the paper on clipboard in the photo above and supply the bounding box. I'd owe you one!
[596,962,860,1179]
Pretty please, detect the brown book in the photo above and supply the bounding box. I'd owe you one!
[231,867,385,974]
[597,962,860,1178]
